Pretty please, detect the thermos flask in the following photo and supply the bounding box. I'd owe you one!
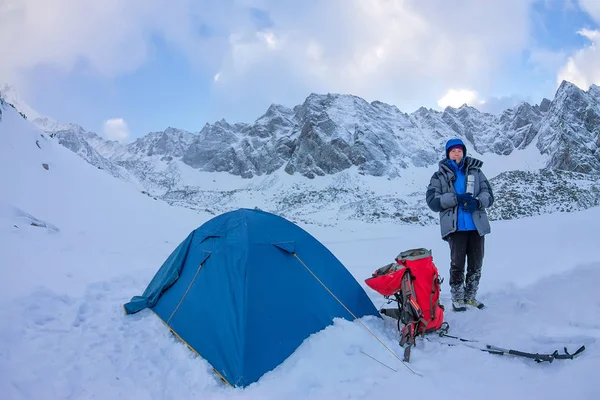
[466,174,475,194]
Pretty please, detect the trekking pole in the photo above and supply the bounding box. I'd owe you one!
[436,332,586,363]
[484,344,586,363]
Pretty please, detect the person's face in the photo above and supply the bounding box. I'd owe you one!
[449,147,463,163]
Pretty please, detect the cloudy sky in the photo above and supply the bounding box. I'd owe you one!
[1,0,599,142]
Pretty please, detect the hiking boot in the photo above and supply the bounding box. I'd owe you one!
[452,300,466,312]
[466,299,485,309]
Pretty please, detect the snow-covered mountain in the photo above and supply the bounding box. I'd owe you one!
[94,85,564,182]
[0,86,133,183]
[537,81,600,174]
[2,80,600,225]
[51,126,135,183]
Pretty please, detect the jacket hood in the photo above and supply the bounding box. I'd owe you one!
[445,138,467,159]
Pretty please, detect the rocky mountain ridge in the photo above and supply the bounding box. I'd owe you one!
[52,81,600,181]
[2,80,600,225]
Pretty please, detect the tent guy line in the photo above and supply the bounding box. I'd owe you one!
[293,252,420,376]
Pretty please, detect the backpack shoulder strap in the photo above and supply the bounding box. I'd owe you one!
[397,269,429,362]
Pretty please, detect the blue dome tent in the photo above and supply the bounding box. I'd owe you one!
[124,208,379,387]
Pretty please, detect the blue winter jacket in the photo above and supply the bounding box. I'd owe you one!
[447,159,477,231]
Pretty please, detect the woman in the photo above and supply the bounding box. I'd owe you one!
[425,138,494,312]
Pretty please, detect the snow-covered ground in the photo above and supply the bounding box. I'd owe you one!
[1,103,599,399]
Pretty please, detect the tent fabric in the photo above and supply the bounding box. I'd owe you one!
[123,231,196,315]
[123,208,380,388]
[272,241,295,253]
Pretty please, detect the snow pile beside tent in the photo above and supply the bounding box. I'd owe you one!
[0,100,207,299]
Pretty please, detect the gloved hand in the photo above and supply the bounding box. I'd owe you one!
[463,196,480,213]
[456,193,472,206]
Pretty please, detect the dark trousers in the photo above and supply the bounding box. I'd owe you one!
[447,230,485,302]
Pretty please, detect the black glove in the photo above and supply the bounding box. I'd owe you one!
[463,197,479,213]
[457,193,479,213]
[456,193,472,205]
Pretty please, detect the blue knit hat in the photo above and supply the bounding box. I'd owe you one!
[445,138,467,159]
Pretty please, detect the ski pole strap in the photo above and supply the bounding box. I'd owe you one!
[554,345,585,360]
[437,322,450,337]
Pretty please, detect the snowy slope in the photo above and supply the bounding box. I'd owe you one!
[0,101,209,298]
[1,99,599,399]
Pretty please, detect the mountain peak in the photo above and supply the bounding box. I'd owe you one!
[303,92,366,107]
[264,103,294,116]
[513,101,534,112]
[164,126,191,135]
[458,103,480,112]
[443,103,476,114]
[0,84,42,120]
[556,80,584,96]
[32,116,85,134]
[215,118,232,128]
[553,79,589,109]
[588,84,600,99]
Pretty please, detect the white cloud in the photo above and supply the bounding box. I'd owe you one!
[210,0,536,116]
[0,0,243,84]
[103,118,130,142]
[437,89,483,109]
[0,0,537,118]
[578,0,600,22]
[259,31,281,50]
[557,29,600,90]
[553,0,600,90]
[528,49,567,73]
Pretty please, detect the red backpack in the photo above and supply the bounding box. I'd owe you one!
[365,248,446,361]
